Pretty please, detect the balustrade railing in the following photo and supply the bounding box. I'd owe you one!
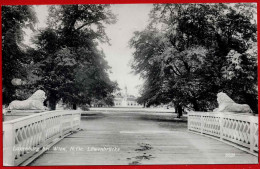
[3,110,81,166]
[188,111,258,155]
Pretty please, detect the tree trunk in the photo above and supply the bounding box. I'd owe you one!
[244,94,257,115]
[73,104,77,110]
[49,92,58,110]
[192,99,199,111]
[175,103,183,118]
[49,98,57,110]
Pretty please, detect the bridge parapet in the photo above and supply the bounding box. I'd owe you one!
[188,112,258,155]
[3,110,81,166]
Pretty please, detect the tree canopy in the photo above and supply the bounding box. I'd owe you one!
[30,5,117,110]
[130,3,257,115]
[2,5,118,110]
[2,5,37,104]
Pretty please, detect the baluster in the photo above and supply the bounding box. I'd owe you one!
[3,123,15,166]
[41,115,47,143]
[59,114,63,137]
[70,113,73,131]
[249,116,255,152]
[71,112,77,132]
[77,112,81,129]
[219,114,224,140]
[187,113,190,130]
[201,115,204,134]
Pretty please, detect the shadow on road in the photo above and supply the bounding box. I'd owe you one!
[138,114,187,131]
[139,114,187,122]
[81,111,106,120]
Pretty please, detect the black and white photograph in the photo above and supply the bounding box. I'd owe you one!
[2,3,259,166]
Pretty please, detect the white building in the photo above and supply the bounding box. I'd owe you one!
[113,87,142,107]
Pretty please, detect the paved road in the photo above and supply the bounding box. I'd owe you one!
[30,110,258,165]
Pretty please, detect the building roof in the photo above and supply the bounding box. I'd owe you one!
[114,95,123,98]
[126,97,136,101]
[114,97,123,101]
[114,96,137,102]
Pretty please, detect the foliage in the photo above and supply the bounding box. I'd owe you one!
[91,93,115,107]
[130,3,257,114]
[80,104,90,111]
[2,5,37,104]
[30,5,117,110]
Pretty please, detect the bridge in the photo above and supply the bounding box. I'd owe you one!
[3,109,259,166]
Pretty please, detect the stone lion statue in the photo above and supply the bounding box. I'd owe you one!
[8,90,47,110]
[213,92,253,114]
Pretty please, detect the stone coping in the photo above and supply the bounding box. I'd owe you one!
[5,109,46,115]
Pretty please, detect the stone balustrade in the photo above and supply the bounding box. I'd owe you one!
[3,110,81,166]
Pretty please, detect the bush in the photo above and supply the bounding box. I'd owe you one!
[80,105,90,111]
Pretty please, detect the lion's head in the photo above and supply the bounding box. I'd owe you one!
[217,92,235,105]
[27,90,46,102]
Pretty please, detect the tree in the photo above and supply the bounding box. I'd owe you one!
[31,5,117,110]
[2,5,37,104]
[130,3,257,116]
[130,29,168,107]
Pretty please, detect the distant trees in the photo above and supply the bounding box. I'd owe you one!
[130,3,257,116]
[2,5,118,110]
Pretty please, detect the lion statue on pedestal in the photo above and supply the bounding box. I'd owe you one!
[213,92,253,114]
[8,90,47,110]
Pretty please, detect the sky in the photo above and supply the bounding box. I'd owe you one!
[100,4,153,96]
[25,4,153,96]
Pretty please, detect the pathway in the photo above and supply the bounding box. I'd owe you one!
[30,110,258,165]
